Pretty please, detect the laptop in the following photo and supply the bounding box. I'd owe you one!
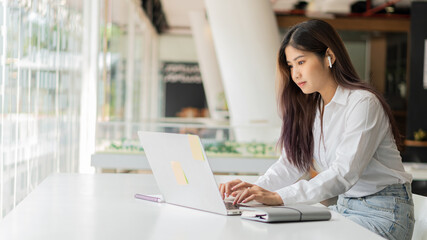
[138,131,245,215]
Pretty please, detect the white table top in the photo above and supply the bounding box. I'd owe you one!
[403,162,427,180]
[0,173,384,240]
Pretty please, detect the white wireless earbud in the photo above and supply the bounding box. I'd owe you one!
[328,56,332,68]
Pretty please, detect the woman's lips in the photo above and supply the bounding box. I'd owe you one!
[297,81,306,87]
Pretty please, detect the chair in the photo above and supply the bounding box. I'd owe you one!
[413,194,427,240]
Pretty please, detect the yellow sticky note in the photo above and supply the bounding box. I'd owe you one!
[171,161,188,185]
[188,135,204,161]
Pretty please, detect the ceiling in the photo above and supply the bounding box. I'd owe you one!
[158,0,411,34]
[159,0,206,34]
[159,0,296,33]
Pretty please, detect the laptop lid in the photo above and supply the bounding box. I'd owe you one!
[138,131,240,215]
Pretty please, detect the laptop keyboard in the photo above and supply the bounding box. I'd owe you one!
[224,201,246,210]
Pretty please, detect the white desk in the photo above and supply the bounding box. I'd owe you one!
[0,173,384,240]
[403,162,427,180]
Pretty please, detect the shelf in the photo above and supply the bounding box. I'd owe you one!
[91,152,276,175]
[276,15,410,32]
[405,140,427,147]
[392,111,407,117]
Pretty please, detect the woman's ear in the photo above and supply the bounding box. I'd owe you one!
[325,48,336,67]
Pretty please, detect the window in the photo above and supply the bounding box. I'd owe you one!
[0,0,83,218]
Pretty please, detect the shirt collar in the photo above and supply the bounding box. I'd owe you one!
[329,85,350,106]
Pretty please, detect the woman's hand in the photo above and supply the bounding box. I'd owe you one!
[231,181,284,206]
[219,179,284,206]
[219,179,243,199]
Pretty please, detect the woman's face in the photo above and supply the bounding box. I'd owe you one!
[284,45,333,96]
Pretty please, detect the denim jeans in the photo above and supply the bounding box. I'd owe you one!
[329,183,415,240]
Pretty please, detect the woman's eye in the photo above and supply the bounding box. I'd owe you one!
[298,61,304,65]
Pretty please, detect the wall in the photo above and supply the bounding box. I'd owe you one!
[159,34,198,62]
[158,34,204,118]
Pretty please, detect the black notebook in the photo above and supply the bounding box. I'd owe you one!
[240,205,331,223]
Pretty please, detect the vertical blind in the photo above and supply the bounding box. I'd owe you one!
[0,0,83,218]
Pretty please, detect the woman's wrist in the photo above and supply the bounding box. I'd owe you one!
[275,192,284,205]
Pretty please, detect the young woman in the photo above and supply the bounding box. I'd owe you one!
[219,19,414,240]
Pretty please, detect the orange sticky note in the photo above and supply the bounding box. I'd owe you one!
[171,161,188,185]
[188,135,204,161]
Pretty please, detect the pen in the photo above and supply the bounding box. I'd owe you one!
[134,193,164,203]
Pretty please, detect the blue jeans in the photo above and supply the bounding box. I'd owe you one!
[329,183,414,240]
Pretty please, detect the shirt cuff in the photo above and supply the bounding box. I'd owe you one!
[254,176,269,190]
[275,186,300,205]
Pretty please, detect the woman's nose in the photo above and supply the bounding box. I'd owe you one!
[292,66,300,79]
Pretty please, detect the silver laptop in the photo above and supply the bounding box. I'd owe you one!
[138,131,243,215]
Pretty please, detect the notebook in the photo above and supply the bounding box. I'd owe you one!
[138,131,249,215]
[240,205,331,222]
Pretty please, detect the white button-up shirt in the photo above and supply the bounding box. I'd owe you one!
[255,86,412,205]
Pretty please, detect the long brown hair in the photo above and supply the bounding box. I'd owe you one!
[277,19,402,173]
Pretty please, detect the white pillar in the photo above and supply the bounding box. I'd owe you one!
[79,0,98,173]
[204,0,281,142]
[189,11,225,120]
[141,25,152,122]
[125,5,135,139]
[149,33,160,121]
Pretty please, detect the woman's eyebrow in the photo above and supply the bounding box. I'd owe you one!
[286,55,304,64]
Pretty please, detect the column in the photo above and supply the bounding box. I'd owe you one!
[189,11,225,120]
[204,0,281,142]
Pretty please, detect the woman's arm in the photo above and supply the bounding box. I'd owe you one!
[219,151,304,204]
[254,153,305,191]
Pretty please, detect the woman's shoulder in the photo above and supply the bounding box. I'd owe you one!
[346,88,379,104]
